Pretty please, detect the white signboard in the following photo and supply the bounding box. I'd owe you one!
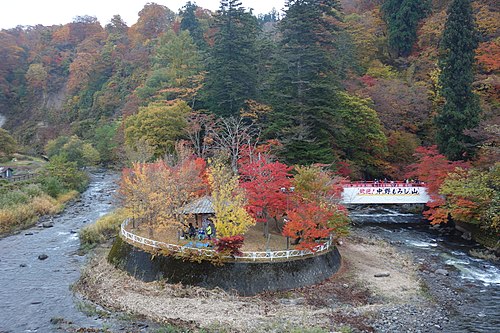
[341,186,430,204]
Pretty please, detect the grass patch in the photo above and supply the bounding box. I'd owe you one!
[0,192,64,235]
[80,209,127,249]
[57,190,79,204]
[0,182,79,236]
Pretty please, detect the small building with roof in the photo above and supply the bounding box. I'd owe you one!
[181,196,215,228]
[0,167,13,179]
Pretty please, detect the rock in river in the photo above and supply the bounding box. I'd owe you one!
[435,269,449,276]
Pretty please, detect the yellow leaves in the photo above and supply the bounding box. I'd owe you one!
[120,154,209,231]
[207,161,255,237]
[473,2,500,39]
[120,162,179,229]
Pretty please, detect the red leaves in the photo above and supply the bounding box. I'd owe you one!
[214,235,245,256]
[282,202,333,251]
[476,40,500,73]
[239,156,293,222]
[423,196,447,225]
[407,146,470,225]
[406,145,469,195]
[360,75,377,87]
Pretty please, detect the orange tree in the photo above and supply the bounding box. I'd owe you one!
[119,155,208,234]
[284,165,350,249]
[283,202,334,251]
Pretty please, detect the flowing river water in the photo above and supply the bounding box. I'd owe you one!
[0,171,152,332]
[350,206,500,333]
[0,172,498,332]
[0,113,6,128]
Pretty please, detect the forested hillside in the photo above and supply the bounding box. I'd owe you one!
[0,0,497,178]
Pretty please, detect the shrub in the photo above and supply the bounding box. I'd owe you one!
[0,189,31,208]
[57,190,79,204]
[0,205,36,234]
[23,183,45,198]
[80,209,127,247]
[213,235,245,256]
[41,176,65,198]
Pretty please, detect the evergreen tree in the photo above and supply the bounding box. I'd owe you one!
[381,0,430,57]
[203,0,259,117]
[436,0,481,160]
[180,2,207,50]
[268,0,343,165]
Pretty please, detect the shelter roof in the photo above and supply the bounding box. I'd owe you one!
[181,196,215,214]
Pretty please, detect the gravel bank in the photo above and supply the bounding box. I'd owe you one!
[74,229,463,332]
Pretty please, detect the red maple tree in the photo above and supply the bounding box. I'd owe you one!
[406,145,469,224]
[239,155,293,230]
[282,202,333,251]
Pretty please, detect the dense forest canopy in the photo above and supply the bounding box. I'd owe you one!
[0,0,497,179]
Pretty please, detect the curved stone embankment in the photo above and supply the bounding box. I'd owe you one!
[108,236,342,296]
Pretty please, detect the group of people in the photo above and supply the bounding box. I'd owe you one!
[184,220,216,241]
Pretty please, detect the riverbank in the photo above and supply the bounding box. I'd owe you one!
[75,231,451,332]
[0,171,122,332]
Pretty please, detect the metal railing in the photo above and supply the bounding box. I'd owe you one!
[120,219,332,262]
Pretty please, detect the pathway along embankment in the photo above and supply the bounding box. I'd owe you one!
[108,236,342,296]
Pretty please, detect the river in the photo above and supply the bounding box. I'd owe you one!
[350,206,500,333]
[0,171,157,332]
[0,172,498,332]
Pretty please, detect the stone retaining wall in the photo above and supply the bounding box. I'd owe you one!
[108,236,342,296]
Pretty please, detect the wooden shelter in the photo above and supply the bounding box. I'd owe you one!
[181,196,215,228]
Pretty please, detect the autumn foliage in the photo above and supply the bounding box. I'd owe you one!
[406,146,469,225]
[406,146,469,195]
[239,156,292,223]
[207,160,255,238]
[213,235,245,256]
[119,155,208,230]
[282,202,333,251]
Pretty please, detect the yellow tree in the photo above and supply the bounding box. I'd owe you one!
[208,161,255,237]
[119,162,177,235]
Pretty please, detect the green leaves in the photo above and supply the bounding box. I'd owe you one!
[440,164,499,231]
[381,0,430,57]
[437,0,481,160]
[124,100,190,158]
[203,0,259,117]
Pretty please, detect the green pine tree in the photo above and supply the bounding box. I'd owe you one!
[203,0,259,117]
[381,0,430,57]
[268,0,343,165]
[436,0,481,160]
[180,2,207,50]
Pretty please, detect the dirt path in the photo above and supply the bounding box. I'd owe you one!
[339,237,420,302]
[75,235,443,332]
